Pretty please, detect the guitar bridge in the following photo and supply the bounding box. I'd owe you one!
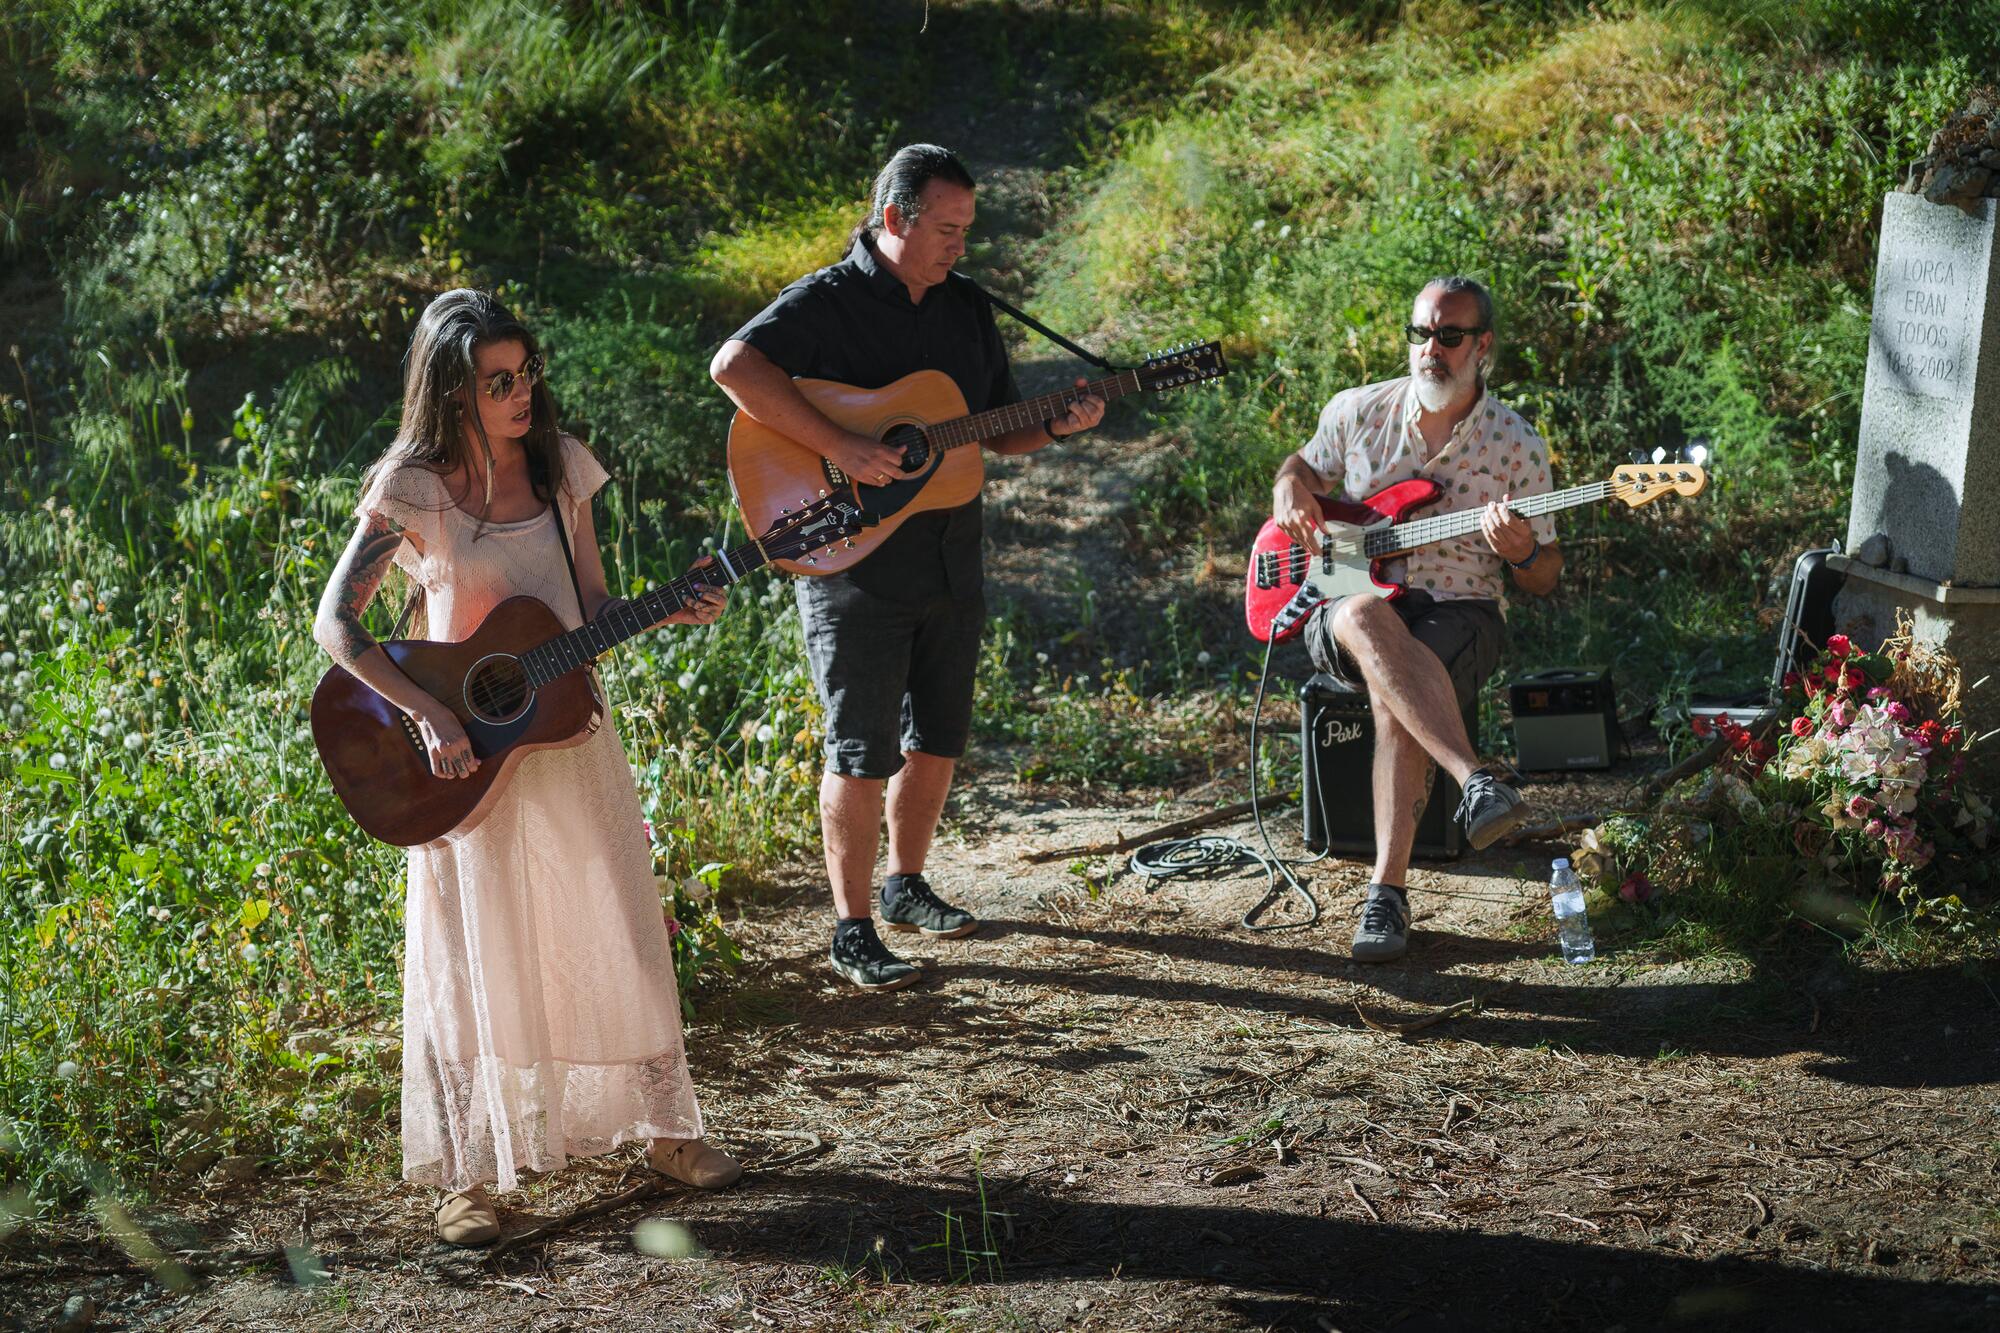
[400,713,425,756]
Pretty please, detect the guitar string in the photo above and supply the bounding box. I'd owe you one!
[1264,476,1686,583]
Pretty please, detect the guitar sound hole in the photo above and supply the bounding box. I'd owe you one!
[883,423,928,473]
[465,654,532,725]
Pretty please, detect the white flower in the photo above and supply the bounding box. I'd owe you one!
[239,943,260,963]
[676,672,696,690]
[69,580,85,597]
[37,605,52,621]
[1196,650,1212,666]
[317,912,332,927]
[1278,223,1292,239]
[1035,652,1049,665]
[7,703,21,720]
[1251,218,1266,231]
[0,652,12,669]
[94,706,112,723]
[149,905,171,922]
[49,752,67,770]
[296,1101,317,1121]
[255,862,272,878]
[11,672,27,690]
[755,724,774,745]
[124,732,144,751]
[55,1060,81,1080]
[749,765,770,787]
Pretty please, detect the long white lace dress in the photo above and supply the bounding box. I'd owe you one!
[357,436,703,1193]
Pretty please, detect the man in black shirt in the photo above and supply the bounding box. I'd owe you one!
[711,144,1104,990]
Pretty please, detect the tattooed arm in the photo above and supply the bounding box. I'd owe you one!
[313,510,481,780]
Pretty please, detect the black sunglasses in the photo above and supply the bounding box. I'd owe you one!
[483,353,546,402]
[1404,323,1488,348]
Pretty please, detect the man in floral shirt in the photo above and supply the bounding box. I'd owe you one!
[1270,276,1563,962]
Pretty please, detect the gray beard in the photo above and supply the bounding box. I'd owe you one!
[1412,360,1479,413]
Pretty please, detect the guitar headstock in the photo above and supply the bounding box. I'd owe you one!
[1610,463,1708,506]
[762,493,872,562]
[1135,341,1229,393]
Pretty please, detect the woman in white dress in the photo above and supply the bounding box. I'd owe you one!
[313,289,741,1245]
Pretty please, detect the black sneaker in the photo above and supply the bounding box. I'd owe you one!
[1351,883,1410,963]
[1456,766,1532,850]
[829,919,920,991]
[879,872,978,939]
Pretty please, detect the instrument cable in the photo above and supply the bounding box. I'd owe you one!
[1128,633,1332,931]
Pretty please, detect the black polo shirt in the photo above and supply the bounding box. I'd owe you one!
[728,235,1020,602]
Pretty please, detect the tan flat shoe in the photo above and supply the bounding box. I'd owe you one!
[648,1137,743,1190]
[435,1186,501,1246]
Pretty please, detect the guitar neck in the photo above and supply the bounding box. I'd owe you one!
[924,369,1144,450]
[1366,480,1617,557]
[518,537,769,687]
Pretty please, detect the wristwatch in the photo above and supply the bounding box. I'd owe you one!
[1508,539,1542,571]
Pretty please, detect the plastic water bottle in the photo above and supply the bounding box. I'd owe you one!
[1549,858,1595,964]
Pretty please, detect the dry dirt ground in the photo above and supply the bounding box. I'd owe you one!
[13,765,2000,1331]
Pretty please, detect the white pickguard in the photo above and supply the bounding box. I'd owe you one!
[1300,518,1393,602]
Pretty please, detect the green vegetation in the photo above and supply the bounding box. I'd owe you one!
[2,0,1993,1214]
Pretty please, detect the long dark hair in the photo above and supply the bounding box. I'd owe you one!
[844,143,976,253]
[366,288,565,516]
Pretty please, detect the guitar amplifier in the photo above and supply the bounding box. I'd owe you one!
[1299,674,1466,860]
[1508,668,1619,771]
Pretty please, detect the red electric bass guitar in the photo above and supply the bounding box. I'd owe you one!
[1243,463,1708,643]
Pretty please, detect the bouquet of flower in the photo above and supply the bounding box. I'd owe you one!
[1764,628,1989,894]
[1577,616,1991,914]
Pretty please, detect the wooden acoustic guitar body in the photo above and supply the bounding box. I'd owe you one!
[726,370,983,575]
[309,596,602,846]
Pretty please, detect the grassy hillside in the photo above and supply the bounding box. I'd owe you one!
[0,0,1991,1209]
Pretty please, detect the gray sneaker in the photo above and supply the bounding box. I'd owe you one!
[1455,767,1531,850]
[880,873,978,939]
[1351,883,1410,963]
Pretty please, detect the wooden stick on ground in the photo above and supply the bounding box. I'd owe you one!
[1496,813,1604,848]
[1353,987,1511,1040]
[1022,798,1263,864]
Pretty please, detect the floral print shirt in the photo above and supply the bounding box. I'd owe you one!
[1298,375,1556,614]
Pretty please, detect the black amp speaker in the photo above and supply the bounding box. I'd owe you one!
[1507,668,1620,771]
[1299,674,1467,860]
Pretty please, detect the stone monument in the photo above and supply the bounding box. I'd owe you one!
[1834,173,2000,780]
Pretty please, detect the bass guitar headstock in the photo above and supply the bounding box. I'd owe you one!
[1610,463,1708,506]
[1135,341,1229,393]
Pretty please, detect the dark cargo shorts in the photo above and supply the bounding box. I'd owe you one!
[1304,590,1505,711]
[795,576,986,780]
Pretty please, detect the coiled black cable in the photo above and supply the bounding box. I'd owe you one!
[1129,633,1329,930]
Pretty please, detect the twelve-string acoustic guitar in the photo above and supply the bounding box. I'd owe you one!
[311,494,867,847]
[725,343,1229,575]
[1243,463,1710,642]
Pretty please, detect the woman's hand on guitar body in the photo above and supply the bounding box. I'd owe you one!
[413,701,480,780]
[824,431,908,488]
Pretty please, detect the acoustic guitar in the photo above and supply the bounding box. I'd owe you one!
[311,494,867,846]
[726,343,1228,575]
[1243,464,1709,643]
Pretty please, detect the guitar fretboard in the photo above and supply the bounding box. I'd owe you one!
[1258,469,1700,587]
[518,537,768,688]
[923,369,1143,449]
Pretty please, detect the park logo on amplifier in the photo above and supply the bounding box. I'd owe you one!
[1298,673,1465,860]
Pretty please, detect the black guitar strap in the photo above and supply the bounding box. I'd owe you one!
[548,493,589,625]
[950,272,1127,373]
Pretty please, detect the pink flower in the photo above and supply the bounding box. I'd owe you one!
[665,916,683,938]
[1827,700,1853,729]
[1885,701,1912,723]
[1864,817,1886,838]
[1827,633,1851,660]
[1941,726,1962,747]
[642,818,655,845]
[1846,794,1875,819]
[1618,873,1657,904]
[1866,686,1890,701]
